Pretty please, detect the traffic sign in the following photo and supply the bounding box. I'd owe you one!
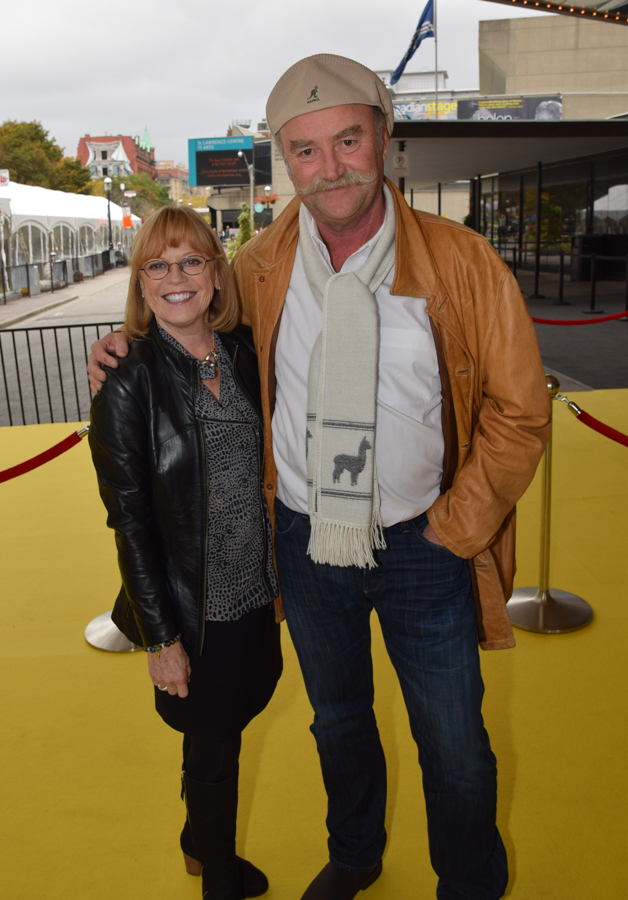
[392,153,408,178]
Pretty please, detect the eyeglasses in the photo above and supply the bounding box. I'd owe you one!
[140,256,214,280]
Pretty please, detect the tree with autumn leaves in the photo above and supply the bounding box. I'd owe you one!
[0,120,92,194]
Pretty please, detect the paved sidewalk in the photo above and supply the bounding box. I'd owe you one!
[0,268,130,329]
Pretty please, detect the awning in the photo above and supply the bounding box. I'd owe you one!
[479,0,628,26]
[385,120,628,187]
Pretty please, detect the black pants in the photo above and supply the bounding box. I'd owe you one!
[183,732,242,784]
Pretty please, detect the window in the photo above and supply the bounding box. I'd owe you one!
[102,166,108,177]
[79,225,96,255]
[13,223,48,265]
[113,165,119,175]
[53,224,76,259]
[101,150,108,161]
[91,166,97,176]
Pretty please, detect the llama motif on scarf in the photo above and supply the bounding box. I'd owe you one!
[333,437,372,486]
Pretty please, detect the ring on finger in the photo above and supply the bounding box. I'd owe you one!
[157,684,168,692]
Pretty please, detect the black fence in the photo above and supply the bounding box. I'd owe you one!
[0,250,127,305]
[0,322,123,427]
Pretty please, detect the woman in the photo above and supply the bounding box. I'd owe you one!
[89,206,282,900]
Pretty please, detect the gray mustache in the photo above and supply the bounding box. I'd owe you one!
[298,170,378,196]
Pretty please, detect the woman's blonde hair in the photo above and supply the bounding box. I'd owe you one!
[125,206,239,339]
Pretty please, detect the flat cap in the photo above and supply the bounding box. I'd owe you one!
[266,53,394,136]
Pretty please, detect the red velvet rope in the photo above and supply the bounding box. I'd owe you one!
[576,410,628,448]
[532,311,628,325]
[0,431,84,484]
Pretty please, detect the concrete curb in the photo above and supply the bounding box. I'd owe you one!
[0,294,80,329]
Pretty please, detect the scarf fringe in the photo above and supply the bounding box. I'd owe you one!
[307,518,387,570]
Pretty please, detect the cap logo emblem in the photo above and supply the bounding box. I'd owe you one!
[306,85,320,104]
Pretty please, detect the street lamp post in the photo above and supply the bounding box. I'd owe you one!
[103,176,113,255]
[49,250,56,294]
[237,150,255,231]
[118,184,127,263]
[264,185,272,227]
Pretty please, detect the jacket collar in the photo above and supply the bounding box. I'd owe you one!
[147,317,243,377]
[147,317,195,385]
[243,177,467,343]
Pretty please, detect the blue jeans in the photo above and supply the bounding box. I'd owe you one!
[274,499,508,900]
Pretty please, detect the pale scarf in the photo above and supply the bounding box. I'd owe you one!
[300,185,396,568]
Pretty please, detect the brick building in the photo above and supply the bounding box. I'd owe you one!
[154,161,189,202]
[77,126,156,180]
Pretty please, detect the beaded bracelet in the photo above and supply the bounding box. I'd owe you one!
[143,634,182,659]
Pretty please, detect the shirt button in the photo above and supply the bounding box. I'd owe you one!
[266,484,273,490]
[259,276,265,282]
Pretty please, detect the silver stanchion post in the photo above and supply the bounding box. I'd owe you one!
[85,610,139,652]
[507,375,593,633]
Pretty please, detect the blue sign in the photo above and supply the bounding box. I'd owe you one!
[188,136,254,187]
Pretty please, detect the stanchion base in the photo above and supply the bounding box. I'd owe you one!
[507,588,593,634]
[581,309,604,315]
[85,610,139,652]
[552,301,571,306]
[528,294,546,300]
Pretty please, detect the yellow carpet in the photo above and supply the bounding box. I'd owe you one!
[0,390,626,899]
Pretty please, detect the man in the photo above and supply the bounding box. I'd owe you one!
[89,55,550,900]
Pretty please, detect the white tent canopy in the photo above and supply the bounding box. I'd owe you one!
[0,181,141,275]
[0,181,140,229]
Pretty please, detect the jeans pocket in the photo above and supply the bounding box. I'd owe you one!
[274,503,302,536]
[413,520,455,554]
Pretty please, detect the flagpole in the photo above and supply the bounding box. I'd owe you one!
[434,0,439,121]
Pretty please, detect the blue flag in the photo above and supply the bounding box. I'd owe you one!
[390,0,435,86]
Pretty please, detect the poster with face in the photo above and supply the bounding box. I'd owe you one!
[457,96,562,121]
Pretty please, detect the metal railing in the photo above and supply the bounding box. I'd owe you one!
[0,322,123,427]
[0,251,123,304]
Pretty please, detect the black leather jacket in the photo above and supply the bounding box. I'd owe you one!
[89,320,271,656]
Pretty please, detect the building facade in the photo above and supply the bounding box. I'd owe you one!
[479,15,628,118]
[154,161,189,202]
[77,127,156,180]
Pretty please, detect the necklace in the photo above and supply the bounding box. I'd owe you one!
[198,332,218,379]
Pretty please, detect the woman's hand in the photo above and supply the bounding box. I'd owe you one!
[147,641,192,697]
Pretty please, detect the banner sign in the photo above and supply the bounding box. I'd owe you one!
[0,169,9,187]
[394,100,458,121]
[457,96,562,121]
[188,136,254,187]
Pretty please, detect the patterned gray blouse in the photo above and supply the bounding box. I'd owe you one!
[157,324,277,622]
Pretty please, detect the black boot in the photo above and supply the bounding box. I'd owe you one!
[183,770,241,900]
[181,819,269,897]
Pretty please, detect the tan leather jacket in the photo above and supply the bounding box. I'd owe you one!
[233,178,550,650]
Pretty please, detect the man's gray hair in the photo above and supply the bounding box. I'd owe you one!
[371,106,387,152]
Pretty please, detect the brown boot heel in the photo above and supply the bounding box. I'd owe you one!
[183,851,202,876]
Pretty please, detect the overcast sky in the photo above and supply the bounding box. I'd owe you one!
[4,0,546,166]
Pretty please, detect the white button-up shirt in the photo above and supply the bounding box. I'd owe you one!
[272,196,444,527]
